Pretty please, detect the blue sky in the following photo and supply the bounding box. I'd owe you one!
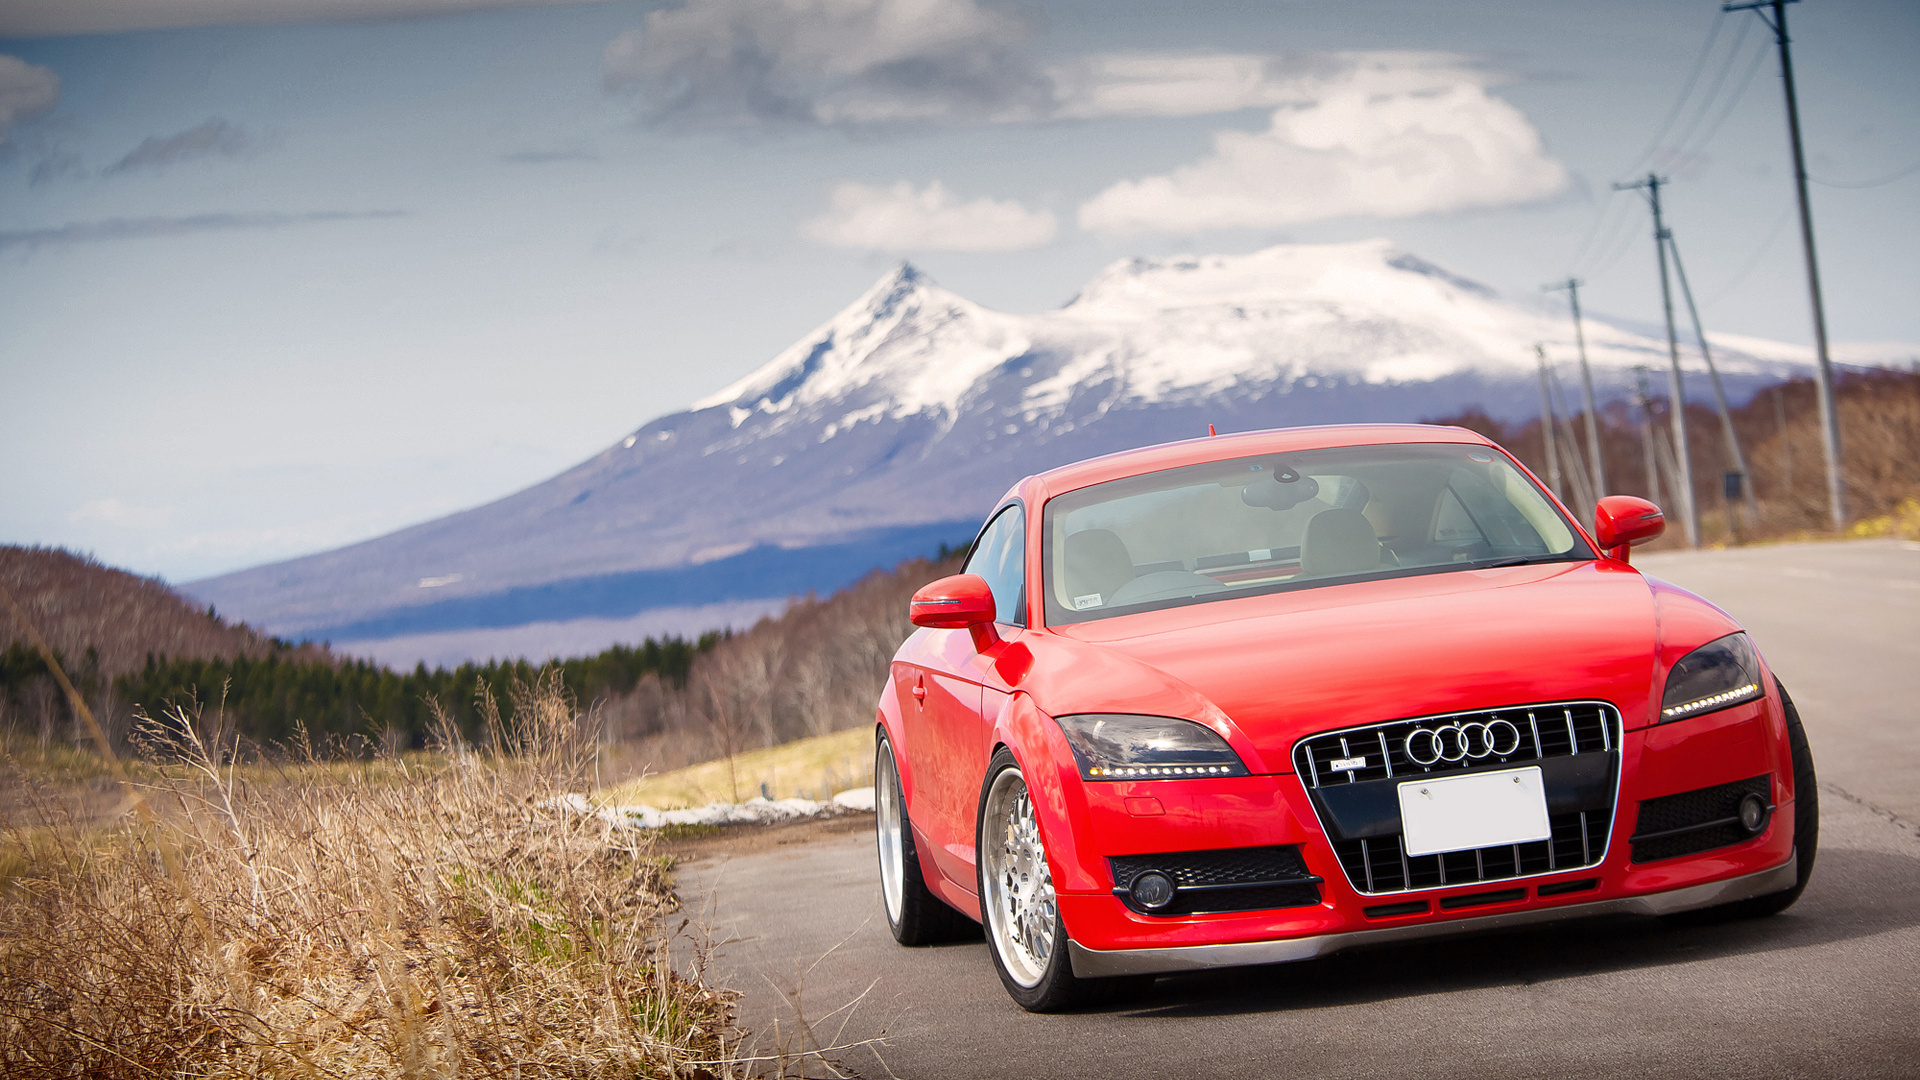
[3,0,1916,583]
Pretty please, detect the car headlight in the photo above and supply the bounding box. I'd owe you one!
[1661,632,1764,721]
[1054,713,1250,780]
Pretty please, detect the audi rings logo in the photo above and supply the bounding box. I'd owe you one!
[1404,719,1522,765]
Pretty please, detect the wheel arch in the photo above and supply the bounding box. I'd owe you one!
[988,692,1105,896]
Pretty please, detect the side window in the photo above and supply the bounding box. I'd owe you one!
[964,505,1026,626]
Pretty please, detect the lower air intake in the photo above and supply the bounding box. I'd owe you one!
[1630,775,1773,864]
[1108,846,1322,917]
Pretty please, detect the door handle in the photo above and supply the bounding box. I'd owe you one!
[911,677,927,702]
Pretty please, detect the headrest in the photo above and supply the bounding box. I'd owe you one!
[1062,529,1136,604]
[1300,508,1382,577]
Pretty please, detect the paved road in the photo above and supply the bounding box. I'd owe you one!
[678,539,1920,1079]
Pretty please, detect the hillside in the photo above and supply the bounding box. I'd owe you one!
[186,239,1811,664]
[1,545,318,679]
[2,538,951,764]
[1,545,335,743]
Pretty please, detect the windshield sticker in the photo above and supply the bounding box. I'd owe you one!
[1073,594,1104,610]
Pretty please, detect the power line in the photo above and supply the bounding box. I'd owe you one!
[1655,17,1755,168]
[1566,189,1628,272]
[1699,202,1795,310]
[1661,35,1770,167]
[1811,159,1920,189]
[1567,13,1731,276]
[1620,14,1730,177]
[1582,201,1648,281]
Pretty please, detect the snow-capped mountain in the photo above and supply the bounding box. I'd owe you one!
[187,240,1805,663]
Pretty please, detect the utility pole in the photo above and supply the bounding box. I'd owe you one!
[1613,173,1699,547]
[1726,0,1845,529]
[1665,230,1759,515]
[1535,344,1563,500]
[1547,363,1598,516]
[1633,366,1666,508]
[1543,277,1608,499]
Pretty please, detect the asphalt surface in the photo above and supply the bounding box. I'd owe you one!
[676,539,1920,1079]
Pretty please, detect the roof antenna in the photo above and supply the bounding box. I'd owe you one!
[1208,424,1218,437]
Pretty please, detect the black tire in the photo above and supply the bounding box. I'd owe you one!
[975,748,1151,1012]
[1670,679,1819,923]
[876,729,974,946]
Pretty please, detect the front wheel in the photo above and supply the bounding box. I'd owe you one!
[976,748,1148,1011]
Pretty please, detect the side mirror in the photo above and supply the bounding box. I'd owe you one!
[1594,496,1665,563]
[911,573,997,626]
[911,574,1001,651]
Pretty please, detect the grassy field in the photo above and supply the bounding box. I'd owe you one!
[0,676,740,1079]
[598,726,874,809]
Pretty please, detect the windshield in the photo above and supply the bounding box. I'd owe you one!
[1043,443,1592,625]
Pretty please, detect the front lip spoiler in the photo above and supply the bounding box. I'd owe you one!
[1067,855,1797,978]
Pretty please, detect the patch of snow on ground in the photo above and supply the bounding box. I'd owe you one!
[550,787,876,830]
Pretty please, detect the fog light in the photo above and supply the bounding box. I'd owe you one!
[1129,870,1176,911]
[1737,792,1770,835]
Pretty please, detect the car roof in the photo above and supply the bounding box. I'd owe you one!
[1016,423,1497,503]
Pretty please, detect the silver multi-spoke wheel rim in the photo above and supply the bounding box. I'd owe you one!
[876,739,906,924]
[981,766,1057,988]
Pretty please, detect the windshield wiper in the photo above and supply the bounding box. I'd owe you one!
[1468,554,1579,570]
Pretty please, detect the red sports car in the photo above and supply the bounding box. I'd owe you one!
[873,423,1816,1011]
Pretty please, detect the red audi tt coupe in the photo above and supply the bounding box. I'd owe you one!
[873,423,1816,1011]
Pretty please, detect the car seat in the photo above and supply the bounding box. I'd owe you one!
[1062,529,1137,606]
[1300,509,1383,576]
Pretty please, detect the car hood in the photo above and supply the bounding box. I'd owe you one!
[1042,562,1662,774]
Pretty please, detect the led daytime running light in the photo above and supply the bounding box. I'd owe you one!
[1661,682,1760,719]
[1087,765,1235,778]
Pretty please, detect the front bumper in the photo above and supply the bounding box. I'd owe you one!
[1069,854,1796,977]
[1054,695,1796,971]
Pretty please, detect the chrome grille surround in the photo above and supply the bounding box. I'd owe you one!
[1292,701,1624,896]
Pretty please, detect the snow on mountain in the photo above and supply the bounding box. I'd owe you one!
[186,240,1812,663]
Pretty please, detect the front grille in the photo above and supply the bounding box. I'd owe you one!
[1330,811,1612,894]
[1630,775,1772,863]
[1294,702,1622,896]
[1295,701,1616,786]
[1108,845,1321,916]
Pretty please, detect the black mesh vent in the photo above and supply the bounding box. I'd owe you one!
[1108,846,1320,916]
[1630,775,1772,864]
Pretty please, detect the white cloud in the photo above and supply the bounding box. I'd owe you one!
[602,0,1051,127]
[1047,51,1346,120]
[802,180,1056,252]
[0,55,59,144]
[1078,53,1569,234]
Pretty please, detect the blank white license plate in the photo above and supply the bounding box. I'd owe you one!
[1397,766,1552,857]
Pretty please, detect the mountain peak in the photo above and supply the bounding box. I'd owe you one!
[691,258,997,413]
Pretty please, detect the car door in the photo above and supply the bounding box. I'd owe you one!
[899,504,1027,891]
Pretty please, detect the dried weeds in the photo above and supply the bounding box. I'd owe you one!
[0,670,741,1079]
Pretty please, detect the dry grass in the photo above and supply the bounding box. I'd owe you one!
[598,727,874,810]
[0,672,740,1079]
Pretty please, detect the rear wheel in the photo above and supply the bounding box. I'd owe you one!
[876,729,972,945]
[1670,680,1819,923]
[977,748,1149,1012]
